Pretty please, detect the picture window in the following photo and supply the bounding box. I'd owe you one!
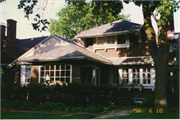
[40,64,71,84]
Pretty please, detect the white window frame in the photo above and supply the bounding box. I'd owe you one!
[112,68,131,85]
[112,68,155,87]
[132,68,140,84]
[21,65,32,85]
[39,64,72,85]
[93,34,130,51]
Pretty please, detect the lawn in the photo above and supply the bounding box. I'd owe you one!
[1,111,95,119]
[115,111,179,119]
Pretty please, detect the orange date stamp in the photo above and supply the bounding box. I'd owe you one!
[133,108,163,113]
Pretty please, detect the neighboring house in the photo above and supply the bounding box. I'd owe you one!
[7,19,179,103]
[0,19,47,83]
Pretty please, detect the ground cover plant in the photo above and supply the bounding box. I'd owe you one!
[1,98,113,114]
[1,111,95,119]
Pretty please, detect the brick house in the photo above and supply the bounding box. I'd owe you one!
[7,19,179,102]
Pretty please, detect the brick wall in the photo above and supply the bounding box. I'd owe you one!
[14,65,20,84]
[95,41,150,58]
[72,65,81,83]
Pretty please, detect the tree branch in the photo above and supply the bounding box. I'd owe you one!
[142,1,158,59]
[151,12,159,22]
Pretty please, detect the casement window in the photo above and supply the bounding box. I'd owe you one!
[143,68,151,84]
[25,66,31,83]
[132,68,140,84]
[21,65,32,84]
[121,69,129,84]
[112,68,155,87]
[40,64,72,84]
[97,37,104,45]
[107,36,116,44]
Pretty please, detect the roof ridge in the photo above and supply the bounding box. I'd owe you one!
[19,36,48,40]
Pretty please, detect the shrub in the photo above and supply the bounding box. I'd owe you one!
[71,107,85,112]
[1,83,27,100]
[117,97,135,106]
[1,99,35,110]
[167,94,179,107]
[142,96,155,107]
[1,82,112,106]
[87,103,104,113]
[172,107,179,113]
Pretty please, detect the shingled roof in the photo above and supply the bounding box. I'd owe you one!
[73,20,142,39]
[109,57,154,65]
[19,35,112,65]
[16,36,48,57]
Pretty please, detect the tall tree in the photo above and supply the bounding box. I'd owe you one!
[49,1,130,39]
[125,1,179,111]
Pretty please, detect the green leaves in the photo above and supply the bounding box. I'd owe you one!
[17,0,49,31]
[32,14,50,32]
[0,69,5,75]
[49,1,130,39]
[18,0,38,19]
[155,1,180,26]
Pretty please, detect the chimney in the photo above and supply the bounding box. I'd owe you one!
[6,19,17,57]
[0,24,6,35]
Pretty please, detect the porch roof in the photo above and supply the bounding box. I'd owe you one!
[109,56,154,65]
[18,36,112,65]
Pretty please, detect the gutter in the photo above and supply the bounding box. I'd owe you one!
[19,56,112,65]
[75,29,140,39]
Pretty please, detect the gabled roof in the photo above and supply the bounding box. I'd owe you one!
[16,36,48,57]
[73,20,142,39]
[10,35,112,66]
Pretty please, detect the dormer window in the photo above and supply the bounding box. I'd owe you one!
[93,34,130,51]
[107,36,116,44]
[117,35,126,44]
[97,37,104,45]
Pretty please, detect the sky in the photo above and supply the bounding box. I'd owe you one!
[0,0,67,39]
[0,1,179,39]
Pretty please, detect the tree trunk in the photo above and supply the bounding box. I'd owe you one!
[142,1,169,112]
[154,47,168,112]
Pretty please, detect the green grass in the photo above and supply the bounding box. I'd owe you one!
[115,111,179,119]
[1,111,95,119]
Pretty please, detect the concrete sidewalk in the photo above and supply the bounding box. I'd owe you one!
[91,106,135,119]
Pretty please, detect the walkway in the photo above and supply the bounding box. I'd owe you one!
[92,106,135,119]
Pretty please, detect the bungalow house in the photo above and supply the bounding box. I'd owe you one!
[7,19,179,103]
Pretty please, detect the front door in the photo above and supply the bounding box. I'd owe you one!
[83,66,100,85]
